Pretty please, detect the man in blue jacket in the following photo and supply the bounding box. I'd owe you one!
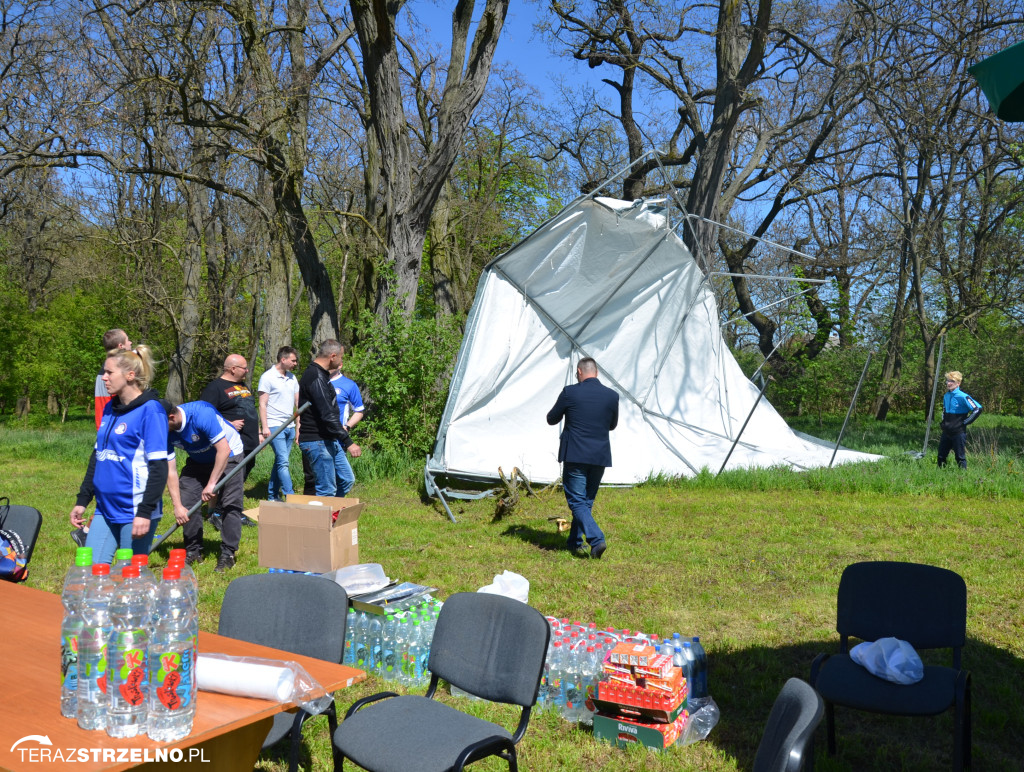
[937,370,982,469]
[546,357,619,559]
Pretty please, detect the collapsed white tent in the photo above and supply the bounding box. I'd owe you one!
[426,196,879,490]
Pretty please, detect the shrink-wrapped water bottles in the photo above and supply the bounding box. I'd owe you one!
[366,614,383,673]
[60,547,93,718]
[147,566,198,742]
[353,611,369,670]
[78,563,116,730]
[343,608,357,665]
[380,613,399,682]
[106,565,151,737]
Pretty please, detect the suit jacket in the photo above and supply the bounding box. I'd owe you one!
[546,377,619,466]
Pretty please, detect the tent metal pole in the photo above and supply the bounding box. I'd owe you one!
[751,338,784,383]
[149,402,311,553]
[721,286,817,326]
[718,377,772,475]
[921,334,946,456]
[710,272,828,284]
[829,353,872,468]
[685,213,821,264]
[423,466,457,523]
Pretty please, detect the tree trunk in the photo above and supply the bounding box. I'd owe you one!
[165,180,206,403]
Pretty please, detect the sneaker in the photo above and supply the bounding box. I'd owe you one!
[70,528,88,548]
[208,514,223,532]
[591,542,607,560]
[185,550,204,566]
[214,552,236,573]
[240,515,257,527]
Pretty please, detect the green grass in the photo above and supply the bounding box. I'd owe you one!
[2,415,1023,770]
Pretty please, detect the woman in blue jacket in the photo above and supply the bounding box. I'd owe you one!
[937,370,982,469]
[69,346,169,563]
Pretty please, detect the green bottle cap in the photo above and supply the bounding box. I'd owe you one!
[75,547,93,566]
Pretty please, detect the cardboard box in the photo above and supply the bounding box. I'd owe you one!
[257,496,365,573]
[592,711,688,750]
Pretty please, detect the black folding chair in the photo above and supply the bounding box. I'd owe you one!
[0,498,42,564]
[753,678,824,772]
[810,561,970,770]
[218,573,348,772]
[333,592,550,772]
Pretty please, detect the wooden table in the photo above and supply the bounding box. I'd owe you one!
[0,581,365,771]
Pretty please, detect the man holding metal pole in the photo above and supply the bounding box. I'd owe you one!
[162,400,245,573]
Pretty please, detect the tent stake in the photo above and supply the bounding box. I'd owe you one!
[829,353,872,468]
[149,402,311,553]
[718,377,772,475]
[920,335,945,458]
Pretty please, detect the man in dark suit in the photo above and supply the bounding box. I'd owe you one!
[546,357,618,559]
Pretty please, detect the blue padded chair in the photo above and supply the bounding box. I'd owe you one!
[333,592,551,772]
[753,678,824,772]
[810,561,970,770]
[218,573,348,772]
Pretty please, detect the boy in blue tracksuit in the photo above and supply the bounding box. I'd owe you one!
[937,371,982,469]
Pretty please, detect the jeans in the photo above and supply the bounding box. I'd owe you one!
[562,462,606,551]
[267,424,296,500]
[85,503,162,564]
[299,439,353,496]
[937,431,967,469]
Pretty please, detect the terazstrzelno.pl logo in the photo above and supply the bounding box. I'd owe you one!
[10,735,210,764]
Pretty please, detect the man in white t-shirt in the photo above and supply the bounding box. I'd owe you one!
[257,346,300,501]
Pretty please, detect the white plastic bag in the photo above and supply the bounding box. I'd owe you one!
[849,637,924,685]
[477,570,529,603]
[196,653,334,713]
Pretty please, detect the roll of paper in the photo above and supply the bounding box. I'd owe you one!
[196,655,294,701]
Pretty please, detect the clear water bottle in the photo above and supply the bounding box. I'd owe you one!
[78,563,115,730]
[106,566,150,737]
[131,554,158,621]
[548,641,567,711]
[147,567,198,742]
[353,611,369,670]
[366,614,383,673]
[405,620,426,685]
[381,613,398,682]
[564,643,585,721]
[60,547,93,718]
[167,550,198,607]
[111,548,134,581]
[680,641,696,697]
[343,608,357,666]
[689,636,709,706]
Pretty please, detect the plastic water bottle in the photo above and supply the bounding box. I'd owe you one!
[564,643,585,721]
[167,550,198,607]
[353,611,369,670]
[680,641,696,697]
[78,563,116,730]
[405,620,425,685]
[106,566,150,737]
[112,548,134,580]
[343,608,357,666]
[366,614,383,673]
[60,547,93,718]
[689,636,709,706]
[147,567,197,742]
[548,641,567,712]
[131,554,158,620]
[381,613,398,682]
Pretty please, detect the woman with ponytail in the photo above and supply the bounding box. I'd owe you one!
[69,345,169,563]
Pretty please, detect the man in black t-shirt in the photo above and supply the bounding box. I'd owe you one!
[200,354,259,480]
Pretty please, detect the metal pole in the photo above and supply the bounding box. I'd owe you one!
[149,402,312,553]
[718,377,772,475]
[423,466,457,523]
[830,353,872,468]
[921,335,945,457]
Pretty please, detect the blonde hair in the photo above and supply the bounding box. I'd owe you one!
[107,344,157,391]
[945,371,963,385]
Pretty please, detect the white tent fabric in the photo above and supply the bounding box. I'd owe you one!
[427,196,879,486]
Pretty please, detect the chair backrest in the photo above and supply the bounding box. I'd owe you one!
[0,502,42,563]
[753,678,824,772]
[836,561,967,652]
[219,574,348,662]
[429,592,551,707]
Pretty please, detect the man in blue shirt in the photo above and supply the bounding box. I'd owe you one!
[546,357,619,559]
[329,365,365,496]
[937,371,982,469]
[163,400,245,572]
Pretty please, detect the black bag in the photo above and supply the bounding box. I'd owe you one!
[0,497,30,582]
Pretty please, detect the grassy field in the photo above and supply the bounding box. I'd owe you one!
[2,414,1023,771]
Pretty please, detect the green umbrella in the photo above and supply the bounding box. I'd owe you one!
[970,40,1024,122]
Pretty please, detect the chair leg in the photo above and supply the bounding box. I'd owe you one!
[507,747,518,772]
[954,671,971,771]
[825,702,836,755]
[327,703,343,772]
[289,714,304,772]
